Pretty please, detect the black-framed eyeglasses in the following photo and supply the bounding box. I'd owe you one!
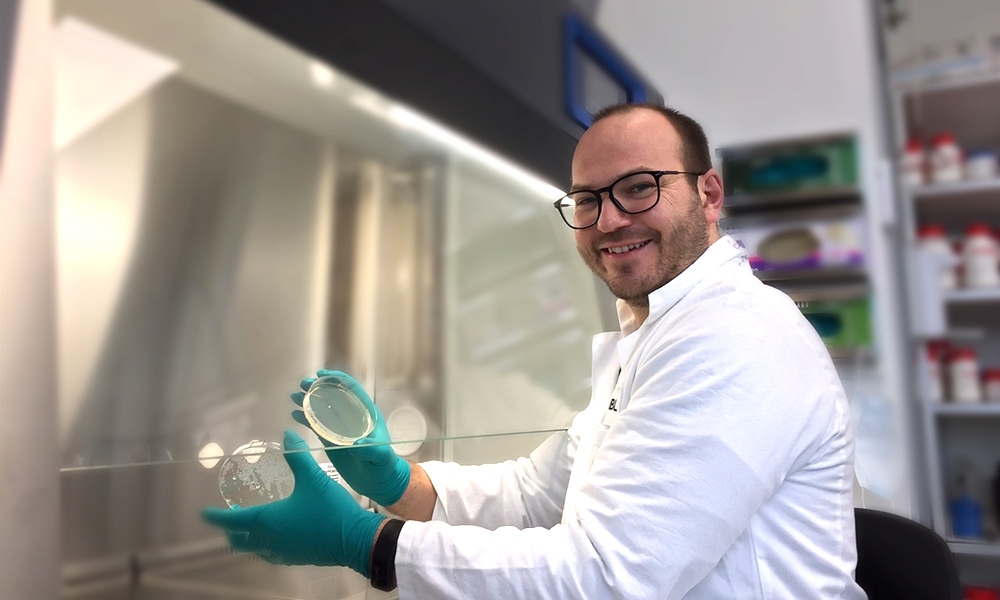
[553,169,705,230]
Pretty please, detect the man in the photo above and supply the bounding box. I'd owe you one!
[204,103,865,599]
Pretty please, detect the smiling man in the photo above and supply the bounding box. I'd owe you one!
[204,103,866,599]
[564,104,718,324]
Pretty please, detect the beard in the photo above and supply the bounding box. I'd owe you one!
[576,193,710,305]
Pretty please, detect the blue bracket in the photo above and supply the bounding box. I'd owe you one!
[563,13,648,130]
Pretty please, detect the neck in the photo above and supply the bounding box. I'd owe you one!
[627,232,719,328]
[708,224,721,245]
[627,299,650,327]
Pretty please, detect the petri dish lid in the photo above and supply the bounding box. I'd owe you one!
[303,376,375,445]
[386,405,427,457]
[218,440,294,509]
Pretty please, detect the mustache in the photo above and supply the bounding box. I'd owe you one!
[590,228,660,247]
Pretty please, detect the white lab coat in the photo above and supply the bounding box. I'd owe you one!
[396,236,866,599]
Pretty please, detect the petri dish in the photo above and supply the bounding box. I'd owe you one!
[385,405,427,457]
[303,376,375,445]
[218,441,295,508]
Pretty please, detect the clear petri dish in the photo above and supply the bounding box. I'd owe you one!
[303,376,375,445]
[218,440,295,508]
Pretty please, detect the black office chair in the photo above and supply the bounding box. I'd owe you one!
[854,508,963,600]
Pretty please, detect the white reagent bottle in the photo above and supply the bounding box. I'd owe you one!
[962,223,1000,289]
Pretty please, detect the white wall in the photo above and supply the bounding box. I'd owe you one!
[595,1,887,152]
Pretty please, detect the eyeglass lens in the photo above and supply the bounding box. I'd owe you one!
[558,172,660,228]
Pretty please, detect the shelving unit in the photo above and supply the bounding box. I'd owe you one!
[718,134,880,371]
[932,403,1000,417]
[945,289,1000,304]
[910,177,1000,199]
[892,69,1000,584]
[948,539,1000,559]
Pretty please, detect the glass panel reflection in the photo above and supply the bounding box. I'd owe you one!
[61,431,557,599]
[56,0,602,473]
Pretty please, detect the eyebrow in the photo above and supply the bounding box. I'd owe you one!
[570,166,659,192]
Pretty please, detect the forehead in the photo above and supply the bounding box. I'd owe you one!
[571,108,684,188]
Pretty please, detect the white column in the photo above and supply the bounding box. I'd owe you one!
[0,0,60,598]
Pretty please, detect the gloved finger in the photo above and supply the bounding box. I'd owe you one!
[290,391,306,407]
[282,429,326,481]
[291,409,310,428]
[301,369,344,392]
[290,412,337,450]
[201,505,261,531]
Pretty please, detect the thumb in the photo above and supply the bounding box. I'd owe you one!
[281,429,325,482]
[201,505,260,531]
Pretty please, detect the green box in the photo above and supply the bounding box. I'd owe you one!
[721,136,858,197]
[797,296,872,350]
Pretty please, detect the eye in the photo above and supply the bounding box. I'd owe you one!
[574,194,599,207]
[626,182,655,194]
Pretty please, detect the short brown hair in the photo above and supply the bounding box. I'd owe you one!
[591,103,712,175]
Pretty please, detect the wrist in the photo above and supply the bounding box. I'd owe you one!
[350,512,388,578]
[378,458,411,507]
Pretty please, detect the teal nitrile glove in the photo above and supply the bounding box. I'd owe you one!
[201,429,385,576]
[290,370,411,507]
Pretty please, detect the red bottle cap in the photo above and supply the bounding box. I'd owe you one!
[918,224,946,238]
[932,132,957,146]
[963,586,1000,600]
[965,223,992,237]
[984,369,1000,382]
[949,347,977,361]
[904,138,924,152]
[927,340,950,360]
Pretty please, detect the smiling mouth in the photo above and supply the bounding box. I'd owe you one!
[603,240,651,255]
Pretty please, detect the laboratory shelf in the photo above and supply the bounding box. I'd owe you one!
[945,289,1000,305]
[722,185,861,212]
[910,178,1000,200]
[932,403,1000,417]
[946,540,1000,558]
[754,266,868,285]
[894,69,1000,97]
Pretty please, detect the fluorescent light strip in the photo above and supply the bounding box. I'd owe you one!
[309,61,336,88]
[388,105,566,199]
[350,94,393,120]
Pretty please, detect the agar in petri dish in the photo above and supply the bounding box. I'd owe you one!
[218,440,295,508]
[303,376,375,445]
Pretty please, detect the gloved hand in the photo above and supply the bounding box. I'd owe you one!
[291,370,411,507]
[202,429,386,576]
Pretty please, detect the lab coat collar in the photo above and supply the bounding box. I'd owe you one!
[614,235,747,365]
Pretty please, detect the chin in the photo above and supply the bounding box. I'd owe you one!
[605,275,658,302]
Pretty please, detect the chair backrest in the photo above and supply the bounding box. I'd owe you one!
[854,508,963,600]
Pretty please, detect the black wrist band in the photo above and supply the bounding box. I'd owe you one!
[370,519,404,592]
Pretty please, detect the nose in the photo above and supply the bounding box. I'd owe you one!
[595,193,633,233]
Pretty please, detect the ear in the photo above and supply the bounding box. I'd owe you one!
[698,168,725,226]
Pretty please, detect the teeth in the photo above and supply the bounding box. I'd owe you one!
[607,242,646,254]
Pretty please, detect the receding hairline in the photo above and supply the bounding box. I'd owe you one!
[583,102,712,175]
[572,107,688,185]
[581,105,680,140]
